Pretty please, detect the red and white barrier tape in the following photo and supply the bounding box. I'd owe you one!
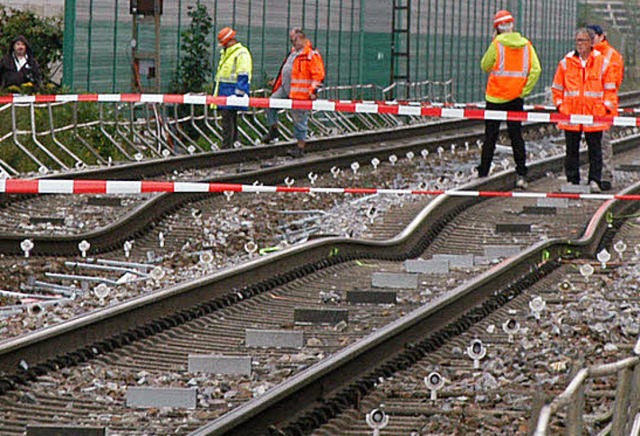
[1,94,640,127]
[0,178,635,201]
[433,102,640,114]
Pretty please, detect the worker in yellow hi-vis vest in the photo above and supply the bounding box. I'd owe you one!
[477,10,541,190]
[213,27,252,149]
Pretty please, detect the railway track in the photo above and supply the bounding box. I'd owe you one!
[0,116,487,254]
[0,121,629,338]
[1,87,639,256]
[301,259,640,435]
[195,148,640,436]
[0,124,639,433]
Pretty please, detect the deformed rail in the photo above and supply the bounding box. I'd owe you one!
[0,87,637,258]
[0,137,640,434]
[187,148,640,436]
[0,115,485,255]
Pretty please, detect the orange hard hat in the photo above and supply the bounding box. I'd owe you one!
[493,10,514,28]
[217,27,236,45]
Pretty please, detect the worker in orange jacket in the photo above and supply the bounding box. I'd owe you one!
[261,28,325,158]
[551,28,618,192]
[477,10,541,190]
[587,24,624,191]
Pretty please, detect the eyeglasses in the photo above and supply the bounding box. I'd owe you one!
[575,38,591,42]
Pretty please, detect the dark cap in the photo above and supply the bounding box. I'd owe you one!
[586,25,604,35]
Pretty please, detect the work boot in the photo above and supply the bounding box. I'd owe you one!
[287,140,306,158]
[599,180,612,191]
[261,125,279,144]
[515,176,528,190]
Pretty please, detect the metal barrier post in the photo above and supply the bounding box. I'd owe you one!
[45,103,85,168]
[98,104,133,160]
[10,104,46,170]
[189,104,215,148]
[29,104,68,170]
[71,102,107,164]
[565,364,587,436]
[625,364,640,435]
[612,366,633,435]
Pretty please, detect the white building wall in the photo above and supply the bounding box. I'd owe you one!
[0,0,64,17]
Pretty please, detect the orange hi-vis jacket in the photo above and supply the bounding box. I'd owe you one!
[273,40,325,100]
[552,49,617,132]
[594,40,624,89]
[485,40,536,101]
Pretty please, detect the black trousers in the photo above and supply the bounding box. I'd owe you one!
[478,98,527,177]
[564,130,603,184]
[220,109,238,149]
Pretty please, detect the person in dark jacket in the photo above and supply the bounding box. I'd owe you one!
[0,35,42,90]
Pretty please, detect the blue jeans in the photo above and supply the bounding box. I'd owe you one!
[266,87,310,141]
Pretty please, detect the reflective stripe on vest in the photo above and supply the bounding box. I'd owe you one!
[602,50,613,75]
[290,87,309,94]
[584,91,604,98]
[216,44,250,83]
[494,43,529,78]
[485,41,532,101]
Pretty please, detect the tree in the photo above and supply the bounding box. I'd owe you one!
[0,6,63,85]
[171,4,213,93]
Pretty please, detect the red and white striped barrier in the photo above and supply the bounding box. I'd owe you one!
[432,101,640,115]
[0,178,636,201]
[1,93,640,127]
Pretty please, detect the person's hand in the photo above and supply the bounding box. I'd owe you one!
[267,79,275,87]
[309,92,317,100]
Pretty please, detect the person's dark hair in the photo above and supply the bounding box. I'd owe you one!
[586,25,604,36]
[586,24,606,41]
[9,35,30,56]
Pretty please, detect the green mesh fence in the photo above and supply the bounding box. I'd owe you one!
[63,0,580,102]
[578,0,640,91]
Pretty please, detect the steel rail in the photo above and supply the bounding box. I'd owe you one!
[0,141,637,433]
[0,135,637,433]
[0,116,636,259]
[189,163,640,436]
[0,116,483,255]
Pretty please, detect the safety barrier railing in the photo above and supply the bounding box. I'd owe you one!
[382,79,455,103]
[0,80,454,176]
[315,79,455,133]
[532,334,640,435]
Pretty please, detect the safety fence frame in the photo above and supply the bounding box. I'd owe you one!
[0,80,452,176]
[532,335,640,435]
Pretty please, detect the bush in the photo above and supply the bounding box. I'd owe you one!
[170,4,213,93]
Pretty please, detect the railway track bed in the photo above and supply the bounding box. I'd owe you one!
[1,119,640,434]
